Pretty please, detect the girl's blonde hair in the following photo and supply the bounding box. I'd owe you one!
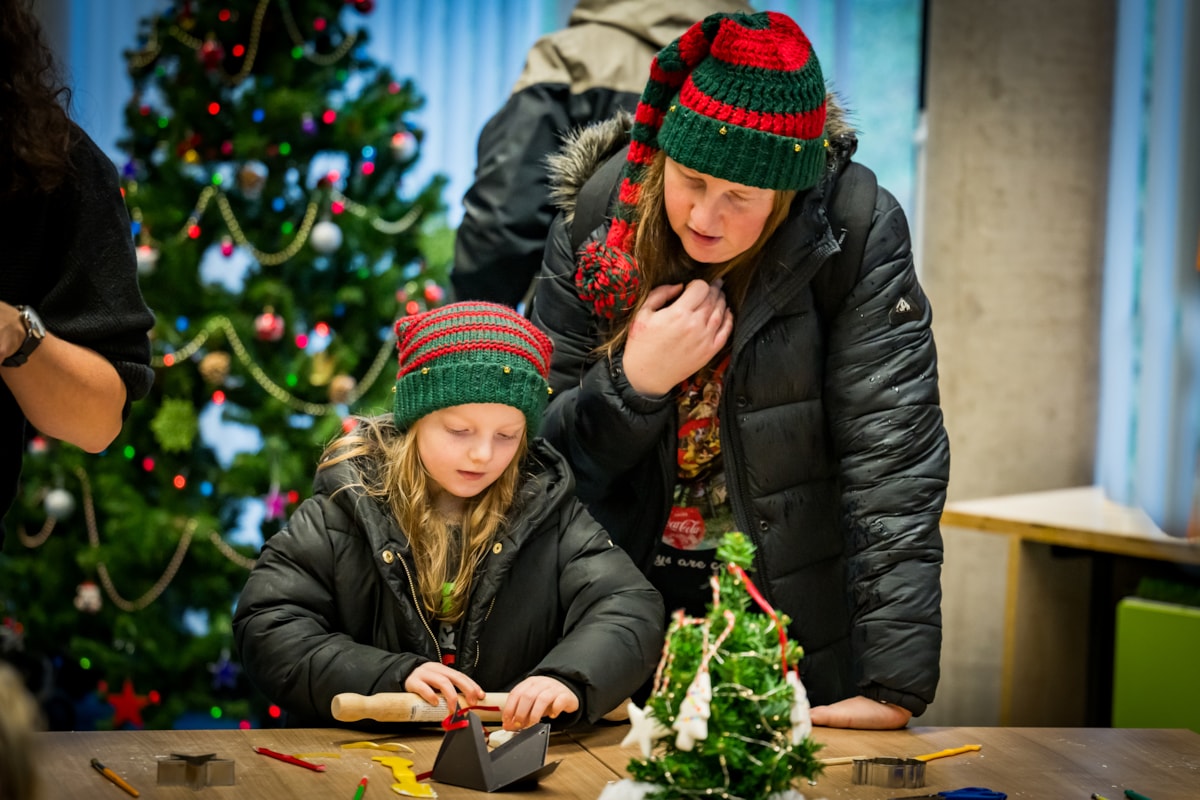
[599,151,795,360]
[320,415,526,623]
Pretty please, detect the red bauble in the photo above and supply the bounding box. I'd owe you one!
[423,282,445,305]
[198,38,225,71]
[354,0,375,12]
[254,308,286,342]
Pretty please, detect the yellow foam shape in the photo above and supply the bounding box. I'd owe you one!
[343,741,414,752]
[371,756,436,797]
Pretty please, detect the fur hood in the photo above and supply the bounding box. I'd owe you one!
[547,92,858,225]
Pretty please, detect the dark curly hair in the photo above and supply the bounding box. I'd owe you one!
[0,0,74,194]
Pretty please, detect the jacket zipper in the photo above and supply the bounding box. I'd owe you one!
[720,240,838,594]
[396,553,442,663]
[473,597,496,669]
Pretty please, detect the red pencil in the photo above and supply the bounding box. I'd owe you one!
[253,746,326,772]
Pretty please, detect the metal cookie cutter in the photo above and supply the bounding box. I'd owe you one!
[849,745,982,788]
[852,756,927,788]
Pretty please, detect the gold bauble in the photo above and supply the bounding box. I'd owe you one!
[329,374,357,405]
[199,351,231,385]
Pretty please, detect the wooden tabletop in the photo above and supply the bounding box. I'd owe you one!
[35,723,1200,799]
[941,486,1200,564]
[34,726,617,799]
[568,723,1200,800]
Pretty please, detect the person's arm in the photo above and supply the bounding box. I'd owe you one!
[822,187,950,722]
[1,304,126,452]
[530,213,676,500]
[451,83,575,306]
[4,127,154,451]
[522,500,665,726]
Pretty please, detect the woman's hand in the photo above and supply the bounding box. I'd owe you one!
[622,279,732,396]
[404,661,485,713]
[810,695,912,730]
[501,675,579,731]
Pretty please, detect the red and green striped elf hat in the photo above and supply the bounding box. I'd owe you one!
[576,11,828,319]
[392,301,554,435]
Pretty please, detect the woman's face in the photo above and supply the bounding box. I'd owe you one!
[415,404,525,512]
[663,156,777,264]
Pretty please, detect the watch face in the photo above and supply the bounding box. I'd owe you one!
[20,306,45,339]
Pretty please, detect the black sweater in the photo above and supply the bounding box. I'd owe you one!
[0,124,154,540]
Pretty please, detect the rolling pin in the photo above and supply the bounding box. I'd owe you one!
[331,691,509,723]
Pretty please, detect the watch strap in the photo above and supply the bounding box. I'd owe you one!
[2,305,45,367]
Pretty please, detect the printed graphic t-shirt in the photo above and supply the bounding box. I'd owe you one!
[649,356,735,617]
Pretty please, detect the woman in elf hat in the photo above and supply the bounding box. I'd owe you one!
[530,11,949,730]
[233,302,664,732]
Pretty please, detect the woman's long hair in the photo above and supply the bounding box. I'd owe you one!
[320,415,526,623]
[0,0,74,194]
[599,151,796,359]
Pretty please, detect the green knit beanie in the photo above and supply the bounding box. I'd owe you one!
[392,302,554,435]
[576,11,828,319]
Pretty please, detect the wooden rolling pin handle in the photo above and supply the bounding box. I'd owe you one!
[331,691,509,723]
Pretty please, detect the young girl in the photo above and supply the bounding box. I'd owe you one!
[531,11,950,730]
[233,301,665,731]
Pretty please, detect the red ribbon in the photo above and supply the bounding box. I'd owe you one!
[728,563,789,674]
[440,704,502,731]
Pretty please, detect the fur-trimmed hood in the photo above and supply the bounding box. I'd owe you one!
[547,92,858,226]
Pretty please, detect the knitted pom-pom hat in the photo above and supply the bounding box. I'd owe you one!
[576,11,828,319]
[392,301,554,435]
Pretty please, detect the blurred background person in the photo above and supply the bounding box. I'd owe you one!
[450,0,753,309]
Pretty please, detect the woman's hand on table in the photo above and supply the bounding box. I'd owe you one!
[811,695,912,729]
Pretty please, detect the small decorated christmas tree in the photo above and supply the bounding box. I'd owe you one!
[603,532,823,800]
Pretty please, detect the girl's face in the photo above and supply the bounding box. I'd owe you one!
[415,404,526,513]
[663,156,777,264]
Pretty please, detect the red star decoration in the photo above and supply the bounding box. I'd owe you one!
[108,678,151,729]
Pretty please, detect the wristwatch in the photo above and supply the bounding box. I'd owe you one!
[3,305,47,367]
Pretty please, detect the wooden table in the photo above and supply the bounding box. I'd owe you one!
[569,723,1200,799]
[33,726,617,799]
[36,723,1200,799]
[941,486,1200,726]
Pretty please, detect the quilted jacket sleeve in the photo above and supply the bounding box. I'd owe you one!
[232,497,427,726]
[450,83,576,306]
[824,186,950,716]
[530,212,675,505]
[529,499,665,723]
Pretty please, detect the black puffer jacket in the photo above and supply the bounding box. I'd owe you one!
[232,438,665,729]
[530,105,949,716]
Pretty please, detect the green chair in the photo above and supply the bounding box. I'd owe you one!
[1112,597,1200,733]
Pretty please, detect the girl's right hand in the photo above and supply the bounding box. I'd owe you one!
[405,661,486,713]
[622,279,732,396]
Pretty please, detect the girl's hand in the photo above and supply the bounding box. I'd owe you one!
[404,661,485,713]
[622,279,732,396]
[810,695,912,730]
[501,675,579,731]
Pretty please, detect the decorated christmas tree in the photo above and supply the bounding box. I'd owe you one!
[602,532,824,800]
[0,0,448,730]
